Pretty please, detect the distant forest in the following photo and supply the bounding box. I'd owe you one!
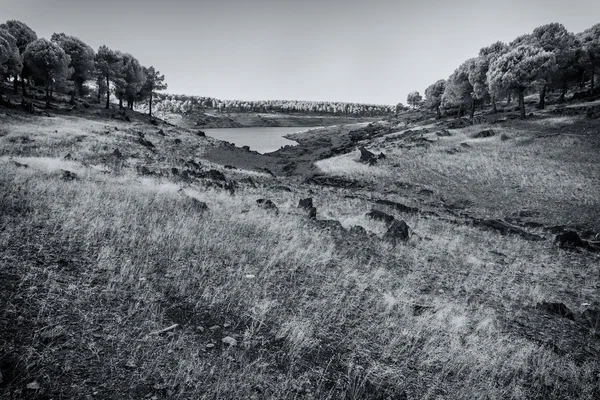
[1,19,599,119]
[141,94,398,117]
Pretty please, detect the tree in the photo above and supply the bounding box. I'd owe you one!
[476,41,508,112]
[51,33,95,97]
[137,66,167,118]
[528,23,577,108]
[95,45,124,109]
[406,91,422,108]
[424,79,446,118]
[23,38,71,108]
[0,29,22,85]
[488,45,556,118]
[578,24,600,92]
[0,20,37,95]
[114,53,145,110]
[442,59,475,118]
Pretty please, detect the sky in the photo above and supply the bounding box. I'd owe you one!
[1,0,599,105]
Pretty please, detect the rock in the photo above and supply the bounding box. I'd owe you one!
[282,162,297,174]
[412,304,435,316]
[359,146,377,164]
[171,167,179,175]
[316,219,345,232]
[500,133,511,141]
[63,153,73,160]
[150,119,159,126]
[374,199,419,214]
[256,199,278,214]
[435,129,452,137]
[349,225,368,236]
[222,336,237,346]
[113,148,123,158]
[581,308,600,330]
[206,169,226,181]
[209,325,220,331]
[366,209,395,225]
[137,166,153,176]
[205,343,215,349]
[304,174,363,189]
[186,159,201,170]
[418,189,434,196]
[555,231,589,251]
[61,170,78,181]
[378,152,387,159]
[258,167,276,177]
[460,142,471,148]
[384,220,410,242]
[473,219,544,241]
[307,207,317,220]
[241,177,256,188]
[26,381,41,390]
[158,129,165,136]
[174,138,182,144]
[473,129,495,138]
[196,130,206,137]
[138,137,155,150]
[298,198,314,210]
[536,302,574,320]
[224,165,236,170]
[12,161,28,168]
[242,145,251,152]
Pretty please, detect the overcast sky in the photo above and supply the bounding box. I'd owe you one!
[2,0,599,105]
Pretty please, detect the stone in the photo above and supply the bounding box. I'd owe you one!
[12,161,28,168]
[224,165,236,170]
[366,209,395,225]
[307,207,317,220]
[359,146,377,164]
[205,343,215,349]
[113,148,123,158]
[40,325,66,342]
[298,198,314,210]
[384,220,410,242]
[63,153,73,160]
[256,199,278,214]
[206,169,226,181]
[196,130,206,137]
[473,129,495,138]
[536,302,574,320]
[158,129,165,136]
[61,170,78,181]
[171,167,179,175]
[174,138,182,144]
[555,231,589,251]
[189,198,208,212]
[222,336,237,346]
[435,129,452,137]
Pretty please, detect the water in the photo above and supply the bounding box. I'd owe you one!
[202,127,310,154]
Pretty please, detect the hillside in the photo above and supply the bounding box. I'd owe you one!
[1,84,599,399]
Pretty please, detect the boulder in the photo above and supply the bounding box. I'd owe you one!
[298,198,314,210]
[12,161,28,168]
[359,146,377,164]
[196,130,206,137]
[555,231,589,250]
[307,207,317,220]
[536,302,574,320]
[256,199,278,214]
[61,170,78,181]
[206,169,226,181]
[158,129,165,136]
[174,138,182,144]
[473,129,495,138]
[384,220,410,242]
[366,209,395,225]
[435,129,452,137]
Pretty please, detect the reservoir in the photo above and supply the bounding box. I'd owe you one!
[202,127,310,154]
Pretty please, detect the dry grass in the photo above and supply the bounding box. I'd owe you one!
[1,154,599,399]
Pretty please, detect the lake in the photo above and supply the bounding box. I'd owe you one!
[202,127,311,154]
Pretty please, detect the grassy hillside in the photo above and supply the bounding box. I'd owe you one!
[1,91,599,399]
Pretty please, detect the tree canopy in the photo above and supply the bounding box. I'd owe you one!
[51,33,95,97]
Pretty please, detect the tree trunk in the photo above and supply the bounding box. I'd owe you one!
[470,98,476,119]
[506,93,511,105]
[591,65,595,92]
[538,85,546,109]
[13,75,18,94]
[149,93,153,118]
[21,76,27,97]
[492,95,497,113]
[436,105,441,119]
[456,104,462,119]
[105,76,110,109]
[118,96,123,110]
[518,90,525,118]
[559,79,567,103]
[45,83,51,109]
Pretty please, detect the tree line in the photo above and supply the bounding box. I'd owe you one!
[408,22,600,118]
[143,93,397,117]
[0,19,167,114]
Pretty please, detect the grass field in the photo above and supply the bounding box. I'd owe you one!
[1,101,599,399]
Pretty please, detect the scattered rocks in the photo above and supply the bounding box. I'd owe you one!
[256,199,279,214]
[384,220,411,243]
[366,209,395,225]
[536,302,574,320]
[61,170,78,181]
[221,336,237,347]
[298,198,314,210]
[472,129,496,138]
